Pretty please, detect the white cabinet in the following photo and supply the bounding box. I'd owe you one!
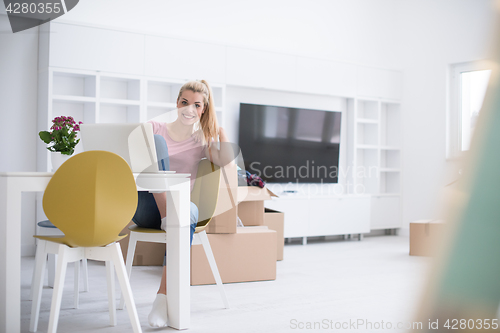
[265,195,370,240]
[48,23,144,75]
[308,196,370,236]
[144,36,226,83]
[226,47,296,91]
[42,22,402,101]
[296,57,357,97]
[264,198,310,238]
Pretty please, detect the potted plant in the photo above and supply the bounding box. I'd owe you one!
[39,116,82,171]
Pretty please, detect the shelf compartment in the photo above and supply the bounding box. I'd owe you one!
[53,72,96,98]
[355,148,379,194]
[380,102,401,147]
[100,76,140,101]
[380,149,400,169]
[147,81,183,104]
[216,110,223,126]
[380,171,400,194]
[52,101,96,125]
[99,104,140,123]
[356,123,378,145]
[211,86,224,109]
[357,99,378,120]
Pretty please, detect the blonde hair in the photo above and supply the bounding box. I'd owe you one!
[177,80,219,146]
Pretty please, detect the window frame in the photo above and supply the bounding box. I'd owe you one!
[447,60,493,160]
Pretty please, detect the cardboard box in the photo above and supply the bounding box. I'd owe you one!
[237,186,277,226]
[410,220,446,256]
[190,227,277,285]
[238,201,265,226]
[264,208,284,261]
[118,221,165,266]
[206,163,238,234]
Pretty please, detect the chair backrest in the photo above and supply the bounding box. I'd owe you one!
[43,151,138,247]
[191,159,221,229]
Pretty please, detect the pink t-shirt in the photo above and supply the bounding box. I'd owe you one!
[149,121,206,191]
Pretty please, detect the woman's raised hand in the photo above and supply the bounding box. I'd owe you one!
[191,129,204,143]
[218,127,228,142]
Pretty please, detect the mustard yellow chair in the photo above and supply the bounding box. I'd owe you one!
[118,158,230,310]
[29,151,142,333]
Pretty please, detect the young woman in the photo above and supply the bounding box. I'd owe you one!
[131,80,231,327]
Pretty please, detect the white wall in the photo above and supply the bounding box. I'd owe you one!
[0,14,39,255]
[398,0,497,229]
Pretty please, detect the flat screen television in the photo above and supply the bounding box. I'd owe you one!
[238,103,342,183]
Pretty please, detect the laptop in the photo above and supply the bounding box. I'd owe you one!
[80,123,172,174]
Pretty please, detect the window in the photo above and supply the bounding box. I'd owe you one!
[448,61,493,158]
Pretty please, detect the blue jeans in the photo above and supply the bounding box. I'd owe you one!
[132,135,198,263]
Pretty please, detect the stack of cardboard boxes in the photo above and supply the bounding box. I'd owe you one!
[119,164,284,286]
[191,165,284,285]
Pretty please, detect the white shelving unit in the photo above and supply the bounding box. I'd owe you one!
[36,22,404,244]
[38,68,226,172]
[266,96,402,244]
[349,98,402,230]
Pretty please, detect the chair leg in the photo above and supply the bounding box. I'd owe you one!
[73,261,80,309]
[82,259,89,292]
[47,253,57,288]
[198,231,230,309]
[105,261,117,326]
[110,243,142,333]
[30,240,48,332]
[119,231,138,310]
[29,254,37,301]
[47,245,70,333]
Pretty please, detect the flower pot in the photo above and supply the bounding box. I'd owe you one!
[51,152,71,172]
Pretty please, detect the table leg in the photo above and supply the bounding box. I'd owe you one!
[0,178,22,333]
[166,181,190,330]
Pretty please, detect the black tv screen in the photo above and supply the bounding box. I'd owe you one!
[238,103,342,183]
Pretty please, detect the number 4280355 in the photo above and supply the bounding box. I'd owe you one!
[5,2,61,14]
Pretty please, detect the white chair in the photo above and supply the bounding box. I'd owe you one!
[30,220,89,308]
[119,159,229,310]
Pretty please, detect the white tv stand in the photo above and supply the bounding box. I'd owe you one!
[264,185,371,245]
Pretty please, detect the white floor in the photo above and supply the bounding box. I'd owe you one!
[20,235,431,333]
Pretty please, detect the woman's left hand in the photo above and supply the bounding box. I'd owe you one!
[218,127,228,142]
[192,129,204,143]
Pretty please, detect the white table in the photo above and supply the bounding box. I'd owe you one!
[0,171,191,333]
